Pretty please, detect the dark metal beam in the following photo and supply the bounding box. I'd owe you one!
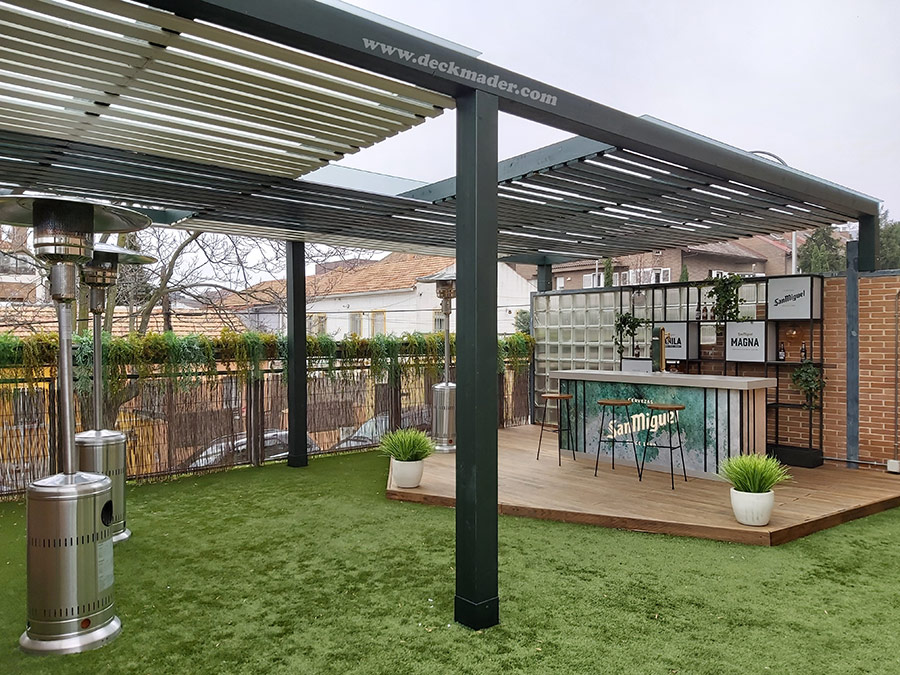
[858,213,879,272]
[846,241,859,468]
[142,0,879,219]
[537,264,553,292]
[454,89,499,630]
[286,240,308,468]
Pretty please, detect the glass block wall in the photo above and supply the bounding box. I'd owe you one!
[531,280,767,423]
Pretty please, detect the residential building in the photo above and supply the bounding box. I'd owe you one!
[228,252,536,336]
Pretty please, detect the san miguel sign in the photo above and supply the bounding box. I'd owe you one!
[767,276,822,320]
[726,321,766,362]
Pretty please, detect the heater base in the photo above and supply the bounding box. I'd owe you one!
[20,615,121,656]
[434,442,456,453]
[112,527,131,544]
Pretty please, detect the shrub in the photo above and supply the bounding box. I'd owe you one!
[720,454,791,493]
[378,428,435,462]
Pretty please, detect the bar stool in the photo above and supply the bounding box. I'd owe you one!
[595,399,641,479]
[536,392,576,466]
[639,402,687,490]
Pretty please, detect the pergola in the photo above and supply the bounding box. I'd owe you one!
[0,0,881,629]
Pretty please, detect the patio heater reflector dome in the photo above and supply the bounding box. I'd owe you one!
[418,270,456,453]
[77,242,157,545]
[3,196,152,655]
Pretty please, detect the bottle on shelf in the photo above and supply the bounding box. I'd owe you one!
[800,341,807,360]
[695,304,701,321]
[778,342,786,361]
[701,305,709,321]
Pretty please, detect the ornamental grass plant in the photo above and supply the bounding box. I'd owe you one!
[378,428,435,462]
[720,453,791,493]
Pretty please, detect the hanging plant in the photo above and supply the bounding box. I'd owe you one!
[791,360,824,409]
[613,312,647,358]
[705,274,745,325]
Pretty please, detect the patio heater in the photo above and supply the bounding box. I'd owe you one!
[0,196,149,655]
[418,270,456,453]
[76,243,156,545]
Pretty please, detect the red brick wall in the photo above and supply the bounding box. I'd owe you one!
[820,274,900,466]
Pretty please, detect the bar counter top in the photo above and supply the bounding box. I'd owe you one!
[550,369,775,391]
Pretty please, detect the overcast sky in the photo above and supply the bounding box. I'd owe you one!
[331,0,899,219]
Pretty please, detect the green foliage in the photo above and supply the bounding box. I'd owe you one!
[613,312,647,357]
[797,225,846,274]
[878,209,900,270]
[603,257,614,287]
[679,263,689,282]
[514,309,531,334]
[704,274,745,324]
[720,453,791,493]
[791,360,825,409]
[498,332,535,374]
[378,428,435,461]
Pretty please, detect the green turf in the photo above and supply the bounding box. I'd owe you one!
[2,452,900,674]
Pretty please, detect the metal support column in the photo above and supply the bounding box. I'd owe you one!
[454,89,499,630]
[286,240,308,468]
[846,241,860,468]
[536,264,553,292]
[857,213,879,273]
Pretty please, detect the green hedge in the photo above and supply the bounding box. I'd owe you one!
[0,330,534,388]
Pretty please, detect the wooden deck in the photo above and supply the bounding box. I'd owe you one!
[386,425,900,545]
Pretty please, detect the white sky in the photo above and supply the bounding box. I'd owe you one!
[332,0,899,218]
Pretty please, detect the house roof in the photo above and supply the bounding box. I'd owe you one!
[0,306,241,337]
[684,241,767,262]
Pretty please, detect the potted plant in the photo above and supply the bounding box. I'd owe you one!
[613,311,647,359]
[703,273,745,328]
[380,428,435,489]
[791,360,825,409]
[719,454,791,526]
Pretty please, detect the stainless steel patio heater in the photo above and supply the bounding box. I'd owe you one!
[0,196,149,655]
[77,243,156,545]
[418,270,456,453]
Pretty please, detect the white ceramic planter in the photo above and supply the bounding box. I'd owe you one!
[392,459,425,489]
[730,488,775,526]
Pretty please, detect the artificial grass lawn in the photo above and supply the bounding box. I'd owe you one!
[2,453,900,674]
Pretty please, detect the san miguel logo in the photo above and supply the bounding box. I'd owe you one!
[774,289,806,307]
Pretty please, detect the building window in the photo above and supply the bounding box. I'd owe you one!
[612,272,620,287]
[223,376,242,411]
[555,276,565,290]
[627,268,671,285]
[433,310,446,333]
[349,312,363,336]
[0,251,34,275]
[370,311,386,336]
[582,273,600,289]
[13,388,45,427]
[306,313,327,335]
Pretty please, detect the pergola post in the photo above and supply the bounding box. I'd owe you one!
[286,240,308,468]
[537,264,553,292]
[858,213,879,272]
[846,241,860,468]
[454,89,500,630]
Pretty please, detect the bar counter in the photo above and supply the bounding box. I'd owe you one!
[549,370,775,479]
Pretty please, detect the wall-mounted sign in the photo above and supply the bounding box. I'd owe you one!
[726,321,766,362]
[767,276,821,320]
[657,322,688,360]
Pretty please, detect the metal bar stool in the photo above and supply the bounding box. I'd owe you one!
[639,402,687,490]
[536,393,576,466]
[595,399,641,479]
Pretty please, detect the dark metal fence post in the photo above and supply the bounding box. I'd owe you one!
[454,88,500,630]
[286,240,308,467]
[847,241,860,468]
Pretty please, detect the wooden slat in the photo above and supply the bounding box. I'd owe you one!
[386,425,900,546]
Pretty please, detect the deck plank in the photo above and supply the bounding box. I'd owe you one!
[385,425,900,546]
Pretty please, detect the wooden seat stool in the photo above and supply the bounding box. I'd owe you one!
[595,399,642,479]
[639,402,687,490]
[536,392,576,466]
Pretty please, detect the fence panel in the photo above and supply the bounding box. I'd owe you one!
[0,360,530,499]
